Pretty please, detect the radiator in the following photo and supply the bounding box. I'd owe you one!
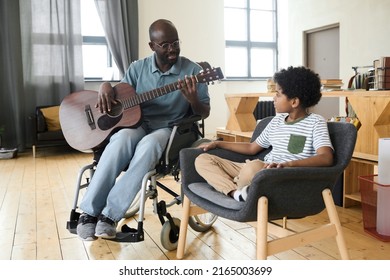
[253,101,275,120]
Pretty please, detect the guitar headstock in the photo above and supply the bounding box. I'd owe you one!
[196,67,224,84]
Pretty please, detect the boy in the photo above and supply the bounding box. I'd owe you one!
[195,66,334,201]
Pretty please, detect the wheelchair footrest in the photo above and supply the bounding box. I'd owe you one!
[66,220,78,234]
[66,209,81,234]
[112,222,145,243]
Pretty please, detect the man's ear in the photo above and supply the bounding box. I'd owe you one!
[148,42,155,51]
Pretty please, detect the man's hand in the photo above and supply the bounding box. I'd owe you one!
[177,75,198,104]
[96,82,117,114]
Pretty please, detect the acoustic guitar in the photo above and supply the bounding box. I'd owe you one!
[59,67,223,151]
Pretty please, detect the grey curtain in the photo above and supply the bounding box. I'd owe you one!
[0,0,84,150]
[0,0,25,150]
[94,0,138,78]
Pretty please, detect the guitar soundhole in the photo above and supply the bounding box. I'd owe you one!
[97,101,124,131]
[97,114,122,131]
[107,101,123,117]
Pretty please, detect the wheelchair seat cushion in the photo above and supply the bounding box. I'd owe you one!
[188,183,244,210]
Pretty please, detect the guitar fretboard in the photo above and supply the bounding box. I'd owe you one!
[121,80,187,109]
[118,66,223,109]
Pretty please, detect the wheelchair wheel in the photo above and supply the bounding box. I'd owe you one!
[189,213,218,232]
[160,217,181,251]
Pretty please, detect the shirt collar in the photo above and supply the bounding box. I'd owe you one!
[151,53,182,75]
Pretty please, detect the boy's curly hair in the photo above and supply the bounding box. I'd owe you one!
[272,66,322,108]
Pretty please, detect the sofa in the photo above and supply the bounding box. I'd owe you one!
[29,105,69,157]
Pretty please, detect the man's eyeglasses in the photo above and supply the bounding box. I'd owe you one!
[153,40,181,50]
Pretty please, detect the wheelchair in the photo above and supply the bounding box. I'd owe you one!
[66,114,218,250]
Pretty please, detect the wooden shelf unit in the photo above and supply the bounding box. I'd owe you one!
[344,154,378,207]
[216,127,252,142]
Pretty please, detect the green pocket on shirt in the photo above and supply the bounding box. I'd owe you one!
[288,134,306,154]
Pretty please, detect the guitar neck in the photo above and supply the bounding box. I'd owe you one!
[119,66,223,109]
[121,78,197,109]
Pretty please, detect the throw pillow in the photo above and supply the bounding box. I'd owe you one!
[40,106,61,131]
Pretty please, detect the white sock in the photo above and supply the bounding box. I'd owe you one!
[240,185,249,201]
[233,185,249,202]
[233,190,242,201]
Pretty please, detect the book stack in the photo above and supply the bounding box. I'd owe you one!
[321,79,343,91]
[374,57,390,90]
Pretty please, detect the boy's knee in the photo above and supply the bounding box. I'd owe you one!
[195,153,207,167]
[234,159,264,188]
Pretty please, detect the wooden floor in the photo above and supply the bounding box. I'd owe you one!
[0,146,389,260]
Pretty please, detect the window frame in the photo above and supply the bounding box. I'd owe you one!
[82,35,115,81]
[80,0,119,81]
[224,0,278,81]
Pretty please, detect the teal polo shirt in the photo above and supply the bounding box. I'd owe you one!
[121,54,210,130]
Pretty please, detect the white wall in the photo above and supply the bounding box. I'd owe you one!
[287,0,390,116]
[288,0,390,87]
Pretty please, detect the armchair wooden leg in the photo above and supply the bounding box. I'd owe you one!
[257,196,268,260]
[177,195,191,259]
[33,145,36,158]
[322,189,350,260]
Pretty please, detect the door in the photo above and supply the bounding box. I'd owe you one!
[305,24,340,119]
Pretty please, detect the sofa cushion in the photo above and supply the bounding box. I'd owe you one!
[40,106,61,131]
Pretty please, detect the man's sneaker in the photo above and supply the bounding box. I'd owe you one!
[95,214,117,239]
[77,213,98,241]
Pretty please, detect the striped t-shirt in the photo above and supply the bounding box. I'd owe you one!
[255,113,333,163]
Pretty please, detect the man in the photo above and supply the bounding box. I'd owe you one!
[77,19,210,241]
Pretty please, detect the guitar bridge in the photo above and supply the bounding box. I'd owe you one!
[85,105,96,130]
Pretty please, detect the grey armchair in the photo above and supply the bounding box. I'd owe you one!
[176,116,357,260]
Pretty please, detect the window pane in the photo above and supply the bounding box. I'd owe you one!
[224,0,247,8]
[250,0,274,10]
[225,47,248,77]
[251,48,275,77]
[224,8,247,41]
[250,11,275,42]
[82,45,109,78]
[81,0,104,36]
[80,0,120,80]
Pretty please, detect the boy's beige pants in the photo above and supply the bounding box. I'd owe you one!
[195,153,264,195]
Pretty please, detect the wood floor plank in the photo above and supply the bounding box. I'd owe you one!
[60,237,89,260]
[11,242,37,260]
[0,229,14,260]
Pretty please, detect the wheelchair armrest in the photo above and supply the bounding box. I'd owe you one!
[172,115,202,127]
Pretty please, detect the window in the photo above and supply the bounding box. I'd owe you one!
[224,0,278,79]
[80,0,120,80]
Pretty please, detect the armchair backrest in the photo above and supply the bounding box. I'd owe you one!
[250,116,357,171]
[327,121,357,171]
